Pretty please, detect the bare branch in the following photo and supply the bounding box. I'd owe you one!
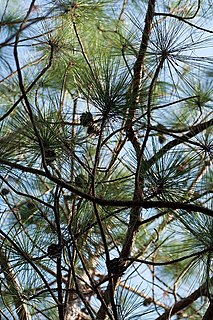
[155,277,212,320]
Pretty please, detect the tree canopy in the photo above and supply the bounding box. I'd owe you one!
[0,0,212,319]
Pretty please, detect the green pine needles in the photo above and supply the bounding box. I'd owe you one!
[0,0,212,319]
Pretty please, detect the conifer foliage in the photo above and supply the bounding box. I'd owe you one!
[0,0,212,319]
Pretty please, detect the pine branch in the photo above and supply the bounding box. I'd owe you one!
[136,55,167,198]
[145,118,213,171]
[118,282,168,310]
[154,12,213,34]
[202,300,213,320]
[0,248,32,320]
[155,277,212,320]
[0,158,212,216]
[53,187,64,319]
[0,229,59,304]
[132,0,156,99]
[127,247,211,266]
[96,2,156,318]
[67,226,113,320]
[126,0,156,157]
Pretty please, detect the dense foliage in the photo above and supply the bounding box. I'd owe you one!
[0,0,212,319]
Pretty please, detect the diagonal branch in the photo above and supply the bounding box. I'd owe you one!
[202,300,213,320]
[0,47,54,122]
[155,277,213,320]
[13,3,52,174]
[145,118,213,171]
[126,247,211,267]
[0,229,58,304]
[154,12,213,34]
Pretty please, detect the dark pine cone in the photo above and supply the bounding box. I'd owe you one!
[1,188,10,195]
[80,112,93,127]
[44,149,56,165]
[108,258,126,275]
[47,243,63,258]
[87,124,99,135]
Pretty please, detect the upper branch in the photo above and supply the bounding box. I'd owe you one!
[145,118,213,171]
[154,12,213,34]
[132,0,156,100]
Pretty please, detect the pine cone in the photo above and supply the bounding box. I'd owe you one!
[47,244,63,258]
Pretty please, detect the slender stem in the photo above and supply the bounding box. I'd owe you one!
[53,187,64,319]
[135,56,166,199]
[0,229,58,304]
[154,12,213,34]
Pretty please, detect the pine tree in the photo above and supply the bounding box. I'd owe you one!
[0,1,212,319]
